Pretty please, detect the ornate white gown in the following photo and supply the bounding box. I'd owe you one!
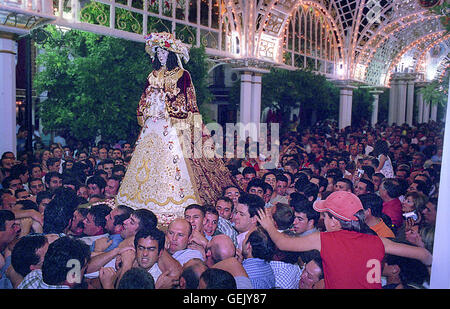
[116,66,238,226]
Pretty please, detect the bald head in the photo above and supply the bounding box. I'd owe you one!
[180,258,208,289]
[166,218,192,255]
[206,234,236,267]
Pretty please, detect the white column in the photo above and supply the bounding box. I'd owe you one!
[430,103,437,122]
[397,79,407,125]
[417,91,424,124]
[430,78,450,289]
[370,90,382,127]
[338,87,353,130]
[250,73,262,126]
[0,34,18,157]
[239,71,252,125]
[406,80,414,126]
[423,100,430,123]
[388,80,397,126]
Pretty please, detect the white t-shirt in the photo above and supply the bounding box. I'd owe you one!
[172,248,204,266]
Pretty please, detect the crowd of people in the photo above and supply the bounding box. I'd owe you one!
[0,119,442,289]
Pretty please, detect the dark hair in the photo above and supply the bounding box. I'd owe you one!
[62,176,81,192]
[361,165,375,179]
[42,236,91,286]
[246,227,275,261]
[44,171,63,185]
[359,193,383,218]
[47,157,61,168]
[10,163,28,178]
[112,165,126,175]
[118,267,155,289]
[43,187,80,234]
[215,196,233,206]
[221,185,242,196]
[381,178,403,198]
[14,188,28,199]
[86,175,106,190]
[285,160,299,171]
[0,209,15,231]
[242,166,256,176]
[101,159,114,166]
[326,168,343,179]
[298,182,319,201]
[262,171,277,182]
[1,176,20,190]
[262,182,273,195]
[28,176,44,187]
[358,178,375,194]
[134,228,165,254]
[336,178,354,193]
[310,176,328,191]
[134,209,158,233]
[385,253,429,287]
[204,205,219,217]
[200,268,237,289]
[276,174,288,184]
[11,235,48,277]
[181,259,207,289]
[325,209,376,235]
[16,199,39,212]
[411,180,431,196]
[246,178,265,192]
[152,48,179,71]
[373,140,389,157]
[185,204,205,216]
[290,196,319,227]
[299,250,324,280]
[237,193,265,218]
[88,204,112,231]
[113,205,134,226]
[272,203,294,230]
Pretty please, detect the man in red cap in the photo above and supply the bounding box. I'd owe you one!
[257,191,432,289]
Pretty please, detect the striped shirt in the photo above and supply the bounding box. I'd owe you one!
[270,261,301,289]
[17,269,70,289]
[243,258,275,289]
[217,216,238,247]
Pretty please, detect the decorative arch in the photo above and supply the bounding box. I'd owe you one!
[415,34,450,75]
[382,31,446,86]
[274,1,344,73]
[354,11,441,82]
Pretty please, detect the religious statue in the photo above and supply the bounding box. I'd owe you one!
[116,32,238,226]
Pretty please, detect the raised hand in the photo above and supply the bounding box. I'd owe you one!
[256,208,275,232]
[99,267,117,289]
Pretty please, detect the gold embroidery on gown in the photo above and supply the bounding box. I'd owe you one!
[116,66,238,226]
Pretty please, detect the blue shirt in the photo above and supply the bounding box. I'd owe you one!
[90,233,124,252]
[0,255,13,289]
[243,258,275,289]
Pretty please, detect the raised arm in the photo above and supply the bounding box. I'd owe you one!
[381,237,432,266]
[256,208,321,252]
[158,249,182,277]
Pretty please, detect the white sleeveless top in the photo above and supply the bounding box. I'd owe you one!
[378,154,394,178]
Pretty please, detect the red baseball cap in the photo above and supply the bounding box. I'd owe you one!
[313,191,363,221]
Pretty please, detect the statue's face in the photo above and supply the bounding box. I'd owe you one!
[157,48,169,66]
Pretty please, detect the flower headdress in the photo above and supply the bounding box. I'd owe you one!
[144,32,190,63]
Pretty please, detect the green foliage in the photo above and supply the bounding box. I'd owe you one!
[34,25,150,142]
[259,68,339,127]
[35,25,214,141]
[184,44,214,122]
[351,87,373,126]
[430,2,450,33]
[419,77,448,108]
[377,88,390,124]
